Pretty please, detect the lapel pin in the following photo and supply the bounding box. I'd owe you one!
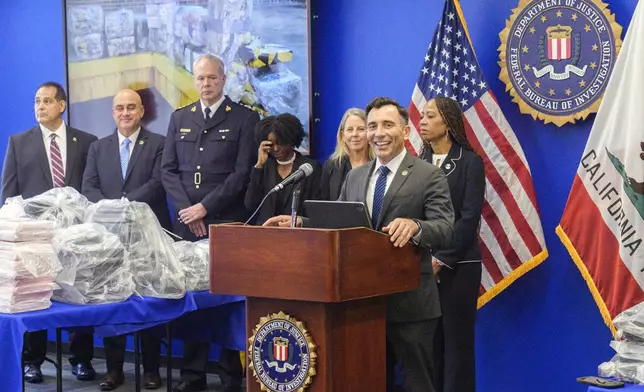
[225,105,231,112]
[445,163,452,170]
[401,170,409,176]
[73,137,77,142]
[139,140,145,145]
[191,106,197,112]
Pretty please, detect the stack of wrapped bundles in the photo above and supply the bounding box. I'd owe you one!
[249,62,302,117]
[0,199,60,313]
[146,0,174,57]
[135,13,149,51]
[67,5,105,61]
[85,199,185,299]
[0,239,60,313]
[172,239,209,291]
[22,187,90,229]
[173,6,208,69]
[105,9,136,57]
[599,303,644,383]
[52,223,134,304]
[206,0,253,65]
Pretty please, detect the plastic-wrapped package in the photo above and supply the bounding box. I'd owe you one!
[105,9,135,39]
[0,242,61,279]
[172,240,210,291]
[67,5,104,36]
[52,223,134,304]
[181,6,208,48]
[0,219,55,243]
[0,196,27,219]
[85,200,185,299]
[206,0,253,64]
[72,33,105,61]
[250,63,302,116]
[135,14,149,51]
[107,36,136,57]
[615,302,644,330]
[22,187,90,229]
[599,354,644,384]
[0,242,59,313]
[146,0,174,56]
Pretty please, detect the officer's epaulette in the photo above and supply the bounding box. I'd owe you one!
[174,101,199,113]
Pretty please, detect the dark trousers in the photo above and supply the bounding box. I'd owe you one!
[104,334,161,373]
[180,341,242,388]
[433,262,482,392]
[386,319,438,392]
[23,330,94,366]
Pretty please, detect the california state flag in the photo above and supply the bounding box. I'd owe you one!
[557,1,644,334]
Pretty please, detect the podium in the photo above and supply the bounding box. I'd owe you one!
[209,225,420,392]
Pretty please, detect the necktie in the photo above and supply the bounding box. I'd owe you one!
[120,138,131,180]
[50,134,65,188]
[204,107,211,123]
[371,165,390,227]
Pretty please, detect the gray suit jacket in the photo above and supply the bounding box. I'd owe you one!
[339,151,454,322]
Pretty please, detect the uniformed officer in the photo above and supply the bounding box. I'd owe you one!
[161,55,258,392]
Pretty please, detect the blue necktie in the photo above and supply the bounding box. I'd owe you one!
[120,138,131,180]
[371,165,390,227]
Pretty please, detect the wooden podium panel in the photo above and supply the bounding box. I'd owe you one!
[209,225,419,392]
[246,297,386,392]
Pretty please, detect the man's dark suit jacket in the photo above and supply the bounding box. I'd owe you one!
[161,97,259,240]
[319,157,352,201]
[339,151,454,322]
[420,144,485,267]
[2,125,97,203]
[81,128,172,231]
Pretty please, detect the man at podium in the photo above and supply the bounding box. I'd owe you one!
[265,97,454,392]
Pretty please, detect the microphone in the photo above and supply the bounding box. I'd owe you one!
[270,163,314,194]
[243,162,315,225]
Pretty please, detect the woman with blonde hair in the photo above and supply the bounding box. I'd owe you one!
[319,108,374,200]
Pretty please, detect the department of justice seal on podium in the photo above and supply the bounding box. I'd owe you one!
[498,0,622,126]
[249,312,317,392]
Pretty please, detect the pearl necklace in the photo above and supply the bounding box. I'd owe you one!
[276,154,296,165]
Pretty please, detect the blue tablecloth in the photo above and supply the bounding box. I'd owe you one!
[588,382,644,390]
[0,291,245,392]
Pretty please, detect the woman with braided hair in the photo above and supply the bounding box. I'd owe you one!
[418,96,486,392]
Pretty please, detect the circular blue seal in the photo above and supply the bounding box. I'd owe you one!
[501,0,620,123]
[249,313,316,392]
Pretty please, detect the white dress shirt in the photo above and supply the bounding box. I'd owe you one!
[117,127,141,157]
[40,122,67,175]
[366,148,408,217]
[201,95,226,119]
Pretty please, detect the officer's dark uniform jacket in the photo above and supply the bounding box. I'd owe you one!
[161,96,259,238]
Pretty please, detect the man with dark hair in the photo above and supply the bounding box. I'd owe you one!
[1,81,98,383]
[161,55,259,392]
[265,96,454,392]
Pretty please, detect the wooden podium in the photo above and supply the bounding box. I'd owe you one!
[209,225,420,392]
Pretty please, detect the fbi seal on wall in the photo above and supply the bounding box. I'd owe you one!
[248,312,317,392]
[498,0,622,126]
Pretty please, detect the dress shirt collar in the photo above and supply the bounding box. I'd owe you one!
[40,121,67,141]
[201,95,226,118]
[117,127,141,146]
[373,147,407,177]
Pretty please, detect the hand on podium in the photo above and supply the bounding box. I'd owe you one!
[262,215,303,227]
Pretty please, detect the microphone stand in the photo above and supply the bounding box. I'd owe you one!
[290,183,302,228]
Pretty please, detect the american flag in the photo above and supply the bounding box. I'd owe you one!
[407,0,548,307]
